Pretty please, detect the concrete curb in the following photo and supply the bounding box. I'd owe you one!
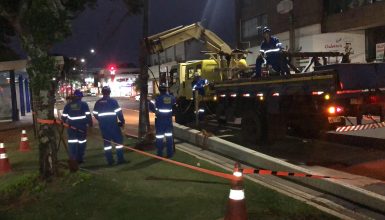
[173,123,385,213]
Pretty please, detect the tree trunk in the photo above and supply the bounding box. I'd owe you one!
[33,89,59,179]
[26,52,61,180]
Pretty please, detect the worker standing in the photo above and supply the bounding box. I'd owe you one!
[151,84,176,158]
[253,27,290,78]
[93,86,126,165]
[192,72,208,98]
[61,89,92,164]
[191,72,208,121]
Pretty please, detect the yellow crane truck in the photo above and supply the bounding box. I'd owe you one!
[145,23,385,144]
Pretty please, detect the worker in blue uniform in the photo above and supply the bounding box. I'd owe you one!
[61,89,92,164]
[150,83,176,158]
[253,27,290,78]
[93,86,126,165]
[191,72,208,120]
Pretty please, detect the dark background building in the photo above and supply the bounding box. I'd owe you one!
[237,0,385,63]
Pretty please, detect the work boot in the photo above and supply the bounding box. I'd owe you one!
[116,149,127,164]
[104,150,114,165]
[77,144,86,164]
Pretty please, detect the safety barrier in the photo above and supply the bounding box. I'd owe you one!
[336,121,385,132]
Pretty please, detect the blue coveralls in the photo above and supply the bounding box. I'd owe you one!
[61,99,92,163]
[93,97,125,165]
[192,77,208,120]
[255,36,290,77]
[150,93,176,157]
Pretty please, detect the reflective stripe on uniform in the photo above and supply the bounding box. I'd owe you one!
[85,112,91,115]
[78,140,87,144]
[229,189,245,200]
[93,111,98,115]
[98,112,116,117]
[104,146,112,151]
[68,115,87,120]
[114,108,122,113]
[62,113,68,117]
[116,145,123,149]
[68,139,79,143]
[156,135,165,139]
[264,48,280,54]
[158,109,172,113]
[165,133,172,137]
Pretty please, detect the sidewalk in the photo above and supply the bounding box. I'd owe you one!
[0,113,33,132]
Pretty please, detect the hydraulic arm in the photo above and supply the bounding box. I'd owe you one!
[145,23,232,56]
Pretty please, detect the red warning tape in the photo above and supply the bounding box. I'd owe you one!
[36,118,350,181]
[36,118,238,181]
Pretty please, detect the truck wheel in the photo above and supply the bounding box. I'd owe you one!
[175,98,193,125]
[241,111,263,144]
[215,103,226,125]
[175,108,185,125]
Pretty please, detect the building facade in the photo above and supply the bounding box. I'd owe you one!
[237,0,385,66]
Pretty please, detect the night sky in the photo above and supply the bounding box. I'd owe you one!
[52,0,236,68]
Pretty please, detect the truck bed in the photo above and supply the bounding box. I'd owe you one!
[214,63,385,95]
[314,63,385,90]
[214,69,337,95]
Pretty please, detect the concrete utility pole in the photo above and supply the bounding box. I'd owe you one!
[289,10,295,53]
[277,0,295,64]
[138,0,150,139]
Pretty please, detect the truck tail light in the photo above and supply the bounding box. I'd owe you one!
[327,106,343,115]
[369,95,379,104]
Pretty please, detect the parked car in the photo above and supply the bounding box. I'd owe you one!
[85,91,96,97]
[134,93,153,101]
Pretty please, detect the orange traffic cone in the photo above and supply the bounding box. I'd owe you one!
[224,164,248,220]
[19,129,31,152]
[0,143,12,174]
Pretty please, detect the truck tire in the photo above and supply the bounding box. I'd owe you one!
[241,110,264,144]
[215,103,226,125]
[175,98,193,125]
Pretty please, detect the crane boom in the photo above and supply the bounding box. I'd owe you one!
[145,23,232,56]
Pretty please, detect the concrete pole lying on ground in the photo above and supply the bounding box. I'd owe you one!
[172,123,385,213]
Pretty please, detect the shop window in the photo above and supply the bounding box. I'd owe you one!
[324,0,382,15]
[0,71,12,120]
[241,14,268,40]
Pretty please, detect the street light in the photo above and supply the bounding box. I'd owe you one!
[80,58,86,63]
[90,48,95,54]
